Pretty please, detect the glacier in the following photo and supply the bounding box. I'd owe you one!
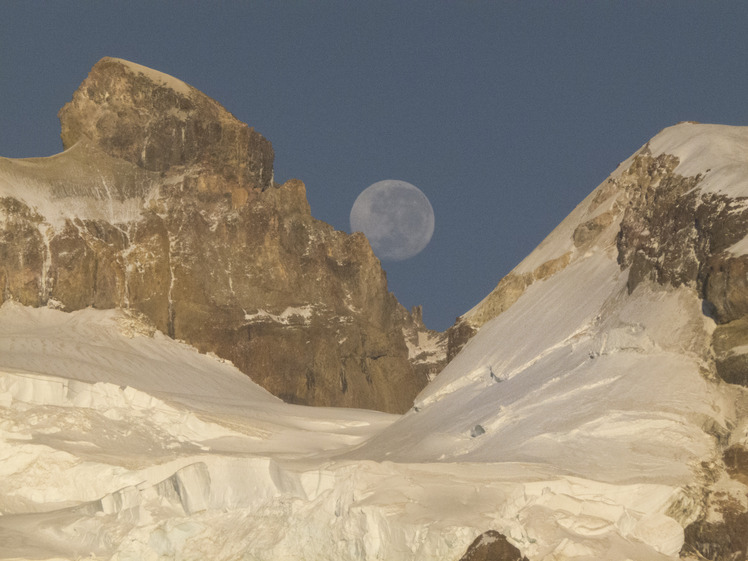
[1,123,748,560]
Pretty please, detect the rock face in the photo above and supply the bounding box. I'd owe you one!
[58,58,274,190]
[458,530,528,561]
[0,57,436,413]
[681,446,748,561]
[611,147,748,390]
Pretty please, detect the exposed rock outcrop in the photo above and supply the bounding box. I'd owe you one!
[615,150,748,299]
[458,530,528,561]
[402,305,448,380]
[613,148,748,390]
[681,447,748,561]
[58,58,274,190]
[0,57,437,413]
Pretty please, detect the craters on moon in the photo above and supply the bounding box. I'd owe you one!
[350,180,435,261]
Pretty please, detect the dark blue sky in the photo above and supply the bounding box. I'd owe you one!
[2,2,747,330]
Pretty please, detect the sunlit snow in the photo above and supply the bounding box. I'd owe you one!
[2,123,748,560]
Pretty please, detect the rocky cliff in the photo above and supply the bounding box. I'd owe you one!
[0,57,439,413]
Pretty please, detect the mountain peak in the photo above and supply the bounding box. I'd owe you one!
[57,57,275,190]
[447,123,748,361]
[647,122,748,198]
[0,58,437,413]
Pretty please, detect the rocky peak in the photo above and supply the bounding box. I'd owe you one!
[0,57,441,413]
[58,57,274,191]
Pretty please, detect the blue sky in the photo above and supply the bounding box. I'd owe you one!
[2,2,747,330]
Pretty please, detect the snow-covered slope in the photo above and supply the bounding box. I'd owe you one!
[0,140,158,229]
[346,257,737,558]
[0,303,401,560]
[2,123,748,560]
[2,301,695,561]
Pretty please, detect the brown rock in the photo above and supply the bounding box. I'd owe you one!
[681,452,748,561]
[682,509,748,561]
[704,255,748,324]
[458,530,528,561]
[58,57,274,190]
[679,435,748,561]
[724,445,748,485]
[0,198,46,307]
[712,318,748,386]
[572,210,615,247]
[616,150,748,299]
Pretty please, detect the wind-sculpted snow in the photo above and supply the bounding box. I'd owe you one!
[647,123,748,199]
[344,254,741,554]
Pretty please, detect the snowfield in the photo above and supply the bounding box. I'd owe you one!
[0,264,734,561]
[2,123,748,560]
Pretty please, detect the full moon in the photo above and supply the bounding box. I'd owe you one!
[350,180,435,261]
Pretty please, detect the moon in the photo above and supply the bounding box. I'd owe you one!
[350,180,435,261]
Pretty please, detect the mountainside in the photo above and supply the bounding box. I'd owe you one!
[2,68,748,560]
[381,123,748,558]
[448,124,748,368]
[0,57,442,414]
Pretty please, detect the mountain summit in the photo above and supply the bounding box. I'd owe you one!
[448,123,748,390]
[0,57,444,413]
